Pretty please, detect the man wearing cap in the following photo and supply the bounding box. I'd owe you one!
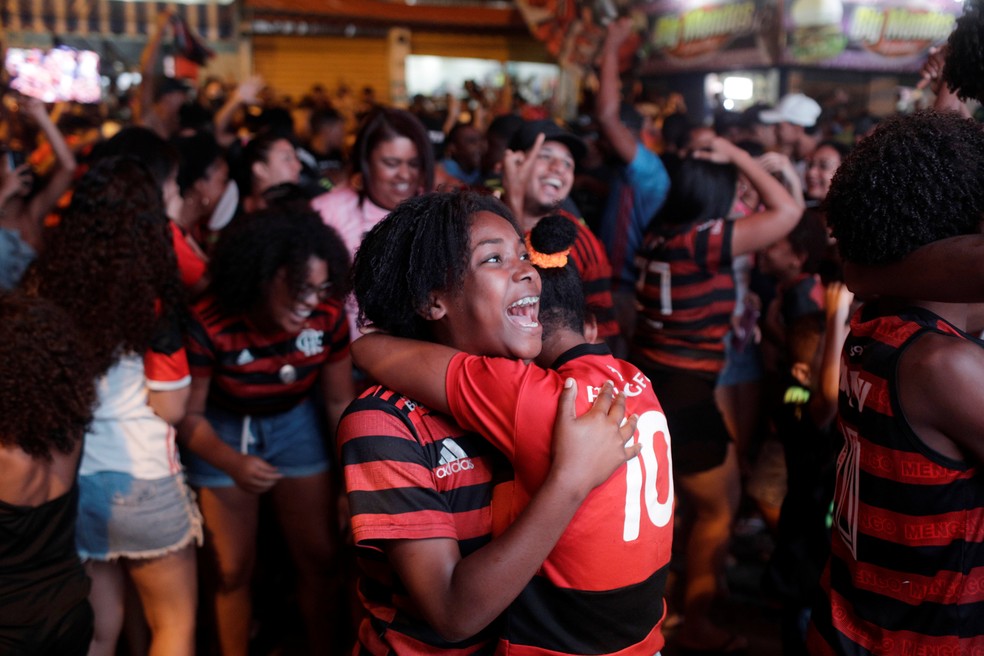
[502,118,620,342]
[760,92,822,184]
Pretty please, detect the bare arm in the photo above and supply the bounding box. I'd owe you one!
[176,374,282,493]
[595,18,637,164]
[843,235,984,302]
[350,334,456,413]
[810,282,853,428]
[23,99,76,224]
[213,75,264,147]
[386,379,639,641]
[136,10,174,122]
[696,138,799,256]
[148,386,190,426]
[321,354,355,440]
[756,152,805,209]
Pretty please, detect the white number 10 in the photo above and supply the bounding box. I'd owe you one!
[623,410,674,541]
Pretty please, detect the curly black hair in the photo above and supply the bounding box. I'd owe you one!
[208,208,350,317]
[825,111,984,265]
[0,292,96,460]
[353,191,517,340]
[945,0,984,103]
[27,157,183,377]
[528,214,584,335]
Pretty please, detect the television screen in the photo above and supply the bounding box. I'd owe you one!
[5,46,102,103]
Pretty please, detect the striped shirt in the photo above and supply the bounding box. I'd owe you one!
[340,387,510,655]
[808,303,984,655]
[185,295,349,416]
[632,217,735,378]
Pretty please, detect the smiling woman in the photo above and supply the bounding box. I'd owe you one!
[337,191,643,655]
[312,107,436,339]
[176,208,354,654]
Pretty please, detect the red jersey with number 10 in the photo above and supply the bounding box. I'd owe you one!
[446,343,674,656]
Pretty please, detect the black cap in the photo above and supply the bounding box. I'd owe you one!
[508,119,587,161]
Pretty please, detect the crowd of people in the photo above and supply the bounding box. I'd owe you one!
[4,2,984,655]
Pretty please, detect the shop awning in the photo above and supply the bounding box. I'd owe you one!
[2,0,237,41]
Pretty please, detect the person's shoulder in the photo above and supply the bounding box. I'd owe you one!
[311,184,357,213]
[901,330,984,388]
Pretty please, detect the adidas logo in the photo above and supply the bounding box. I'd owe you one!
[435,439,475,479]
[236,349,254,366]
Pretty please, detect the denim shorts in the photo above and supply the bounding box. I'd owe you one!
[76,472,203,561]
[717,331,764,387]
[181,400,330,488]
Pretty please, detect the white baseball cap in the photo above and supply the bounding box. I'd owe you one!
[760,93,821,127]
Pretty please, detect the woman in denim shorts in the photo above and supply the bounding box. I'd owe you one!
[29,153,202,655]
[178,205,353,654]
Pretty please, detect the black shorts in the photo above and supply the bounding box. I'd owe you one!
[644,366,732,475]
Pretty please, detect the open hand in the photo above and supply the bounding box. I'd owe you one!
[551,379,640,497]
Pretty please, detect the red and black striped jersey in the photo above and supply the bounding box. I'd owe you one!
[808,303,984,655]
[339,386,511,656]
[555,210,619,340]
[632,217,736,378]
[446,343,673,655]
[185,294,349,416]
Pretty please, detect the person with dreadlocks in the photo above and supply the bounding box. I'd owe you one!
[349,196,671,656]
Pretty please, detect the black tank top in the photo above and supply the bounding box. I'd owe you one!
[0,484,90,625]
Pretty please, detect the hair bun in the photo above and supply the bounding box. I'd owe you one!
[529,214,577,255]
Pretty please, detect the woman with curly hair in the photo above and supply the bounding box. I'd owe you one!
[312,107,435,338]
[27,155,202,656]
[0,292,97,655]
[177,209,354,654]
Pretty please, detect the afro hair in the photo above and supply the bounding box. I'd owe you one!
[825,111,984,265]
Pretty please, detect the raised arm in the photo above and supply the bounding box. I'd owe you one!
[350,333,456,413]
[843,235,984,301]
[136,10,174,122]
[500,131,545,224]
[697,137,799,256]
[23,98,76,225]
[596,18,638,164]
[385,379,638,641]
[213,75,264,147]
